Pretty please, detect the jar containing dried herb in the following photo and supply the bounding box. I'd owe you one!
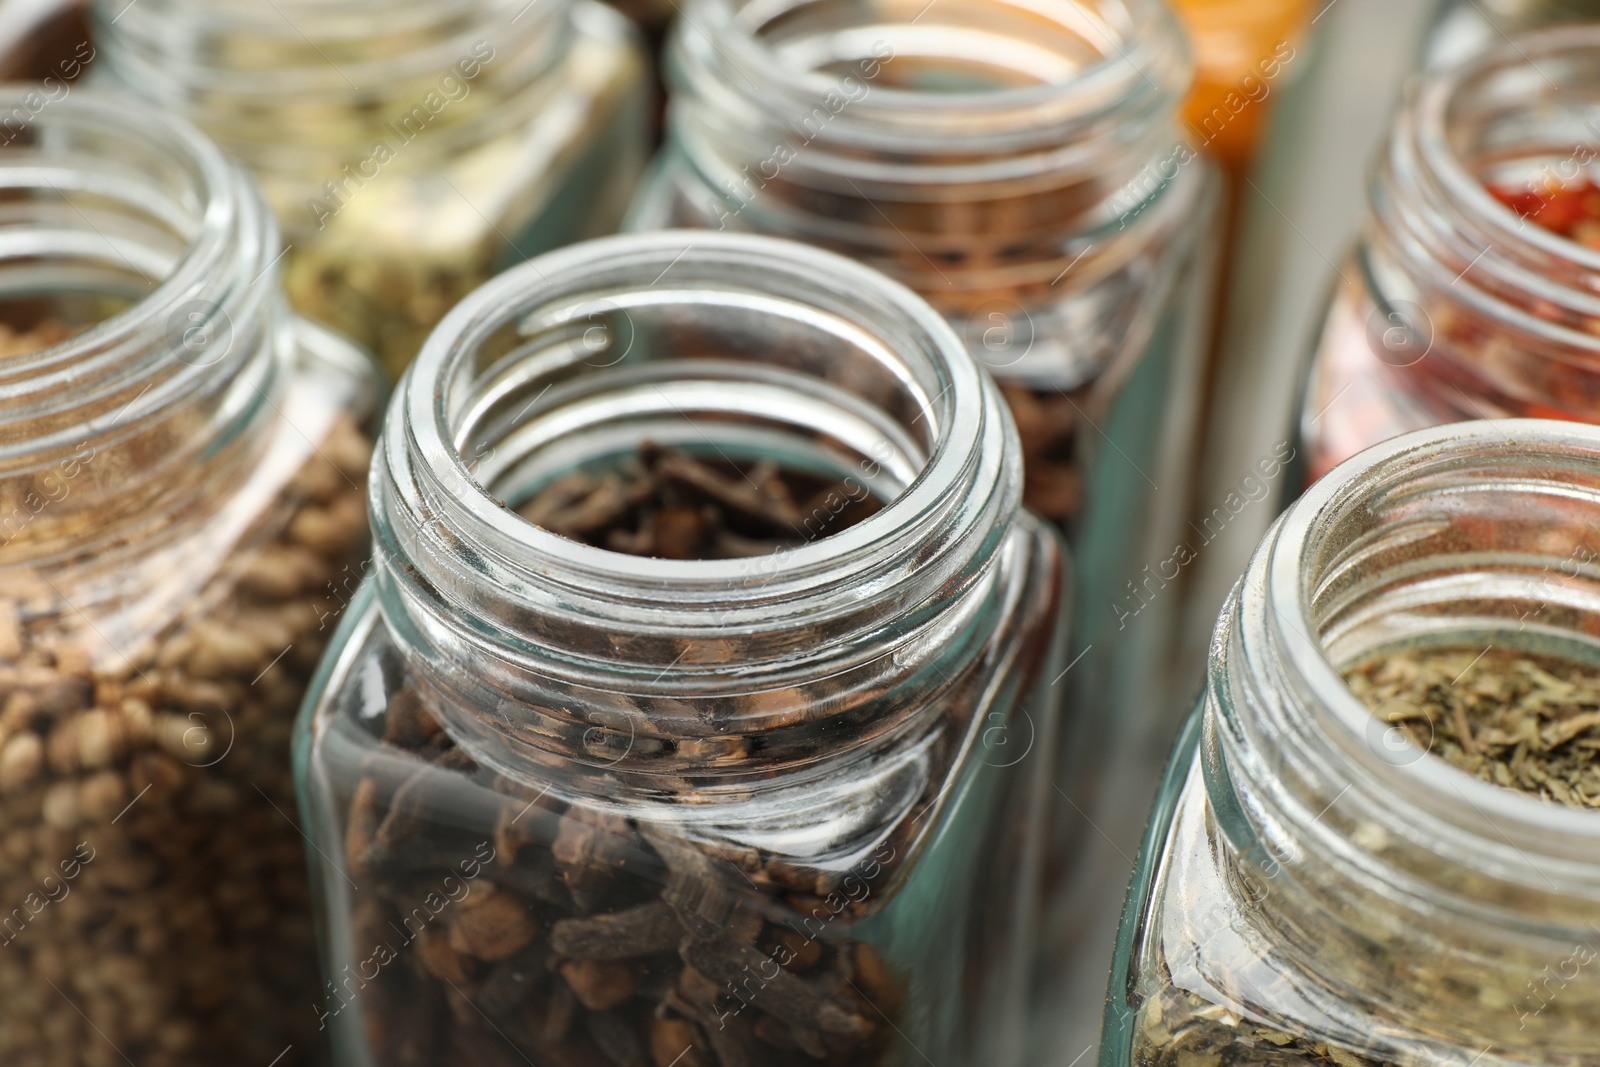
[627,0,1220,969]
[1103,418,1600,1067]
[90,0,651,382]
[295,230,1069,1067]
[1297,27,1600,486]
[0,93,375,1066]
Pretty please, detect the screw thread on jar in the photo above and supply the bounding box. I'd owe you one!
[650,0,1202,376]
[0,92,285,563]
[369,230,1034,796]
[1206,419,1600,1058]
[1365,26,1600,420]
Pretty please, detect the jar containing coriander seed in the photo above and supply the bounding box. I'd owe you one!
[1297,27,1600,487]
[294,230,1070,1067]
[0,93,375,1066]
[91,0,651,381]
[1103,418,1600,1067]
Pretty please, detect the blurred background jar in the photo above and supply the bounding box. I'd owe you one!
[1168,0,1315,173]
[295,231,1069,1067]
[89,0,651,382]
[1297,27,1600,486]
[0,93,374,1065]
[1427,0,1600,67]
[1103,418,1600,1067]
[626,0,1220,1004]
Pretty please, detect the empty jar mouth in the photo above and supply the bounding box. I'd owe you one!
[373,230,1023,781]
[0,91,279,547]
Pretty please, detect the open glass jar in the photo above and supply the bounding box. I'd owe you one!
[1103,418,1600,1067]
[295,231,1069,1067]
[626,0,1220,963]
[1297,27,1600,486]
[0,93,375,1065]
[91,0,651,381]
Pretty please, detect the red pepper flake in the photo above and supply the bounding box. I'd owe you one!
[1490,178,1600,250]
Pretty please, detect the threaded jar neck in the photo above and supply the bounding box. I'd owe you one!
[661,0,1193,281]
[1210,419,1600,1057]
[1368,27,1600,420]
[371,230,1026,796]
[0,91,282,564]
[91,0,572,173]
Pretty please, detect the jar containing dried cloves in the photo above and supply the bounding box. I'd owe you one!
[1104,419,1600,1067]
[295,231,1070,1067]
[626,0,1221,980]
[91,0,651,381]
[0,94,376,1065]
[1297,27,1600,487]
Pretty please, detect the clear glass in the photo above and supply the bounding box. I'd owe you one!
[295,231,1070,1067]
[625,0,1221,973]
[1425,0,1600,69]
[1104,418,1600,1067]
[91,0,651,381]
[1298,27,1600,485]
[0,93,375,1066]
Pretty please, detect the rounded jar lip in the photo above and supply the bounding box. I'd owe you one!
[1407,26,1600,293]
[401,228,999,601]
[0,90,254,456]
[674,0,1188,158]
[1269,418,1600,848]
[93,0,569,102]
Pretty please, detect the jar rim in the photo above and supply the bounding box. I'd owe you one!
[670,0,1189,161]
[0,89,274,462]
[1412,24,1600,277]
[1270,418,1600,845]
[399,228,999,596]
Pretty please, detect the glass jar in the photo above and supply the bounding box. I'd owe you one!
[1103,418,1600,1067]
[1426,0,1600,69]
[90,0,651,382]
[626,0,1221,964]
[1297,27,1600,487]
[0,93,375,1066]
[295,230,1069,1067]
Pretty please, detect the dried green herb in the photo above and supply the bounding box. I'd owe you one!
[1134,979,1388,1067]
[1345,646,1600,810]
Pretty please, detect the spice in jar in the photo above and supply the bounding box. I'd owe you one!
[343,664,928,1067]
[1492,179,1600,247]
[335,444,1016,1066]
[1,410,372,1066]
[515,442,881,557]
[1346,645,1600,808]
[303,232,1065,1067]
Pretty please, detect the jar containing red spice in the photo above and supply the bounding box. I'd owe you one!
[1297,26,1600,484]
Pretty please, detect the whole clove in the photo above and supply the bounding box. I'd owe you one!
[328,451,986,1067]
